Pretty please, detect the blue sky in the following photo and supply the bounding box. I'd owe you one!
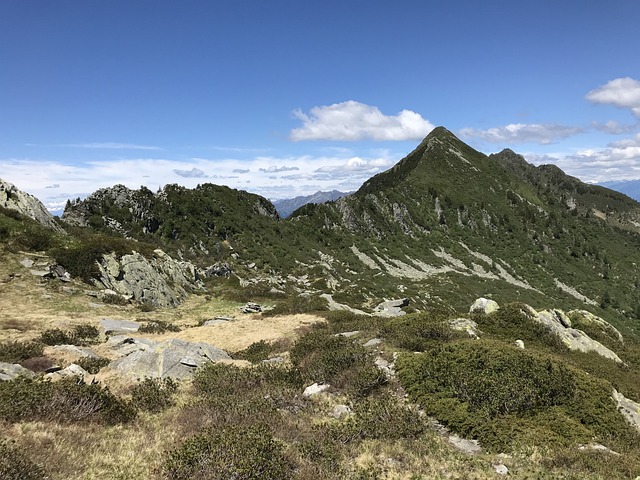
[2,1,640,213]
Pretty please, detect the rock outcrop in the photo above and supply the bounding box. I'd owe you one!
[95,249,203,308]
[469,297,499,314]
[107,336,230,379]
[0,178,64,232]
[612,389,640,432]
[534,308,622,363]
[373,298,409,317]
[0,362,36,381]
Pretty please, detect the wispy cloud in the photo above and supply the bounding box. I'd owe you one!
[258,166,299,173]
[173,167,208,178]
[290,101,435,141]
[586,77,640,116]
[62,142,162,150]
[459,123,583,145]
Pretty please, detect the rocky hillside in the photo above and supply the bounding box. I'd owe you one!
[1,178,64,232]
[57,127,640,333]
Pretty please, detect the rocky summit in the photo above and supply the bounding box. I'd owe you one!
[3,127,640,478]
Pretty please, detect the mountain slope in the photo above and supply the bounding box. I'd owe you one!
[60,127,640,333]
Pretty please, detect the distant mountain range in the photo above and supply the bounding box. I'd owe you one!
[598,179,640,202]
[272,190,351,218]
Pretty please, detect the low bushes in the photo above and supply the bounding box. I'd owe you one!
[138,320,181,334]
[290,331,386,397]
[0,439,47,480]
[0,377,136,425]
[75,356,110,374]
[397,339,639,451]
[39,323,100,346]
[130,377,178,413]
[381,311,461,351]
[0,341,44,363]
[161,425,294,480]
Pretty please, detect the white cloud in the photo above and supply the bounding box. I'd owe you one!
[0,151,397,214]
[592,120,639,134]
[258,166,300,173]
[173,167,208,178]
[459,123,582,145]
[586,77,640,116]
[62,142,162,150]
[290,101,435,141]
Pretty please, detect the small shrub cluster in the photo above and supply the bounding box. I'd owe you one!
[138,320,181,334]
[39,323,100,346]
[0,341,44,363]
[50,234,137,282]
[130,377,178,413]
[290,331,386,396]
[233,339,284,363]
[262,295,328,317]
[161,425,294,480]
[101,293,129,306]
[0,439,47,480]
[331,394,428,444]
[381,311,461,351]
[75,356,110,374]
[322,310,379,335]
[0,377,136,425]
[396,339,639,451]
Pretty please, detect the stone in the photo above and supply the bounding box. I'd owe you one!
[100,318,141,334]
[568,309,624,343]
[449,318,479,338]
[51,345,99,359]
[515,339,525,349]
[363,338,382,348]
[0,362,36,381]
[262,356,285,364]
[45,364,90,381]
[469,297,499,314]
[448,434,482,455]
[578,443,620,455]
[20,258,34,268]
[613,389,640,432]
[374,356,395,378]
[94,250,203,308]
[108,338,230,379]
[241,302,262,313]
[203,319,231,326]
[303,382,330,397]
[334,330,361,338]
[533,308,622,363]
[202,263,232,278]
[373,298,409,317]
[332,404,352,418]
[493,464,509,475]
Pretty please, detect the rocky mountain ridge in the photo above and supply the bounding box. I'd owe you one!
[272,189,351,218]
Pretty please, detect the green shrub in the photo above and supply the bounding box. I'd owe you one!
[262,295,328,317]
[101,293,129,306]
[331,394,428,444]
[162,425,294,480]
[50,235,136,282]
[75,356,110,374]
[16,225,57,251]
[396,339,640,452]
[381,311,461,351]
[322,310,379,334]
[0,439,47,480]
[137,320,181,334]
[130,377,178,413]
[0,341,44,363]
[39,323,100,346]
[0,377,135,425]
[233,340,280,363]
[290,331,386,396]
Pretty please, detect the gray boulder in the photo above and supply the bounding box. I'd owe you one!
[0,362,36,381]
[108,338,230,379]
[373,298,409,317]
[449,318,479,338]
[534,309,622,363]
[613,389,640,432]
[95,249,203,308]
[469,297,499,314]
[100,318,141,334]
